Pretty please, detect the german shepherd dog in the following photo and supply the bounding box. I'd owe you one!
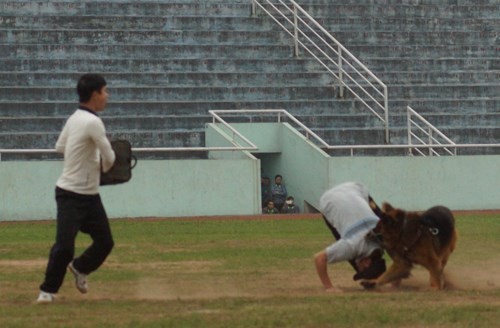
[362,200,457,290]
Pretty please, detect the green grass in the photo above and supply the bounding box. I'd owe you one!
[0,214,499,327]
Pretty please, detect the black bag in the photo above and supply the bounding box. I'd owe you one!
[100,139,137,186]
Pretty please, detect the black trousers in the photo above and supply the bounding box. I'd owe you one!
[40,187,114,294]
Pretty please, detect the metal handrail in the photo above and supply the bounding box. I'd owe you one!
[407,106,456,156]
[209,109,330,148]
[251,0,389,142]
[208,110,500,157]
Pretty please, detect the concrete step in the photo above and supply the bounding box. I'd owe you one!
[363,57,499,71]
[377,70,500,84]
[340,83,499,99]
[310,31,498,46]
[0,99,365,117]
[346,44,498,58]
[2,2,497,19]
[0,29,288,45]
[0,130,206,149]
[317,17,498,33]
[388,113,500,128]
[0,58,326,74]
[4,29,496,48]
[0,44,296,60]
[258,3,500,20]
[3,15,496,33]
[0,15,273,31]
[0,85,338,102]
[0,116,210,133]
[0,113,385,133]
[0,2,252,16]
[385,84,499,99]
[313,0,498,5]
[1,97,498,118]
[1,70,497,88]
[0,72,335,87]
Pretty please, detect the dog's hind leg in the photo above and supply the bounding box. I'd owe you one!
[423,258,444,289]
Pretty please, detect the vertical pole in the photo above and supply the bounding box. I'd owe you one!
[428,128,433,156]
[407,107,412,156]
[293,4,299,57]
[384,86,389,144]
[251,0,256,17]
[338,47,344,98]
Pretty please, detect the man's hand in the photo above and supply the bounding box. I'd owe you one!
[324,286,343,293]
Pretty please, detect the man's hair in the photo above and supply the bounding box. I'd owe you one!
[352,249,386,281]
[77,74,107,103]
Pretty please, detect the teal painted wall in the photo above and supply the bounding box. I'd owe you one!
[220,123,500,213]
[1,123,498,221]
[324,156,500,212]
[0,159,260,221]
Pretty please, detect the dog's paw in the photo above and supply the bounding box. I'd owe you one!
[360,280,377,290]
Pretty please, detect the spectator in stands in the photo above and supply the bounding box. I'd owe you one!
[262,200,280,214]
[261,175,272,208]
[37,74,116,303]
[314,182,386,292]
[271,174,287,212]
[281,196,300,214]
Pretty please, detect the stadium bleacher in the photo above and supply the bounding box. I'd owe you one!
[0,0,498,157]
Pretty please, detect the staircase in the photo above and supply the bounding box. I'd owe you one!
[0,0,498,159]
[294,0,499,152]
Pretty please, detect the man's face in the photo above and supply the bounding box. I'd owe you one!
[355,256,372,271]
[275,176,282,184]
[92,86,109,112]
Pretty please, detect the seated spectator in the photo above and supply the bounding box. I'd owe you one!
[261,175,272,208]
[271,174,287,212]
[281,196,300,214]
[262,200,279,214]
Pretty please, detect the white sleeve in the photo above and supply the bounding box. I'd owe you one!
[88,118,115,172]
[55,124,69,153]
[325,239,357,264]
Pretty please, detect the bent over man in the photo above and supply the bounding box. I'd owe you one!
[314,182,386,292]
[37,74,116,303]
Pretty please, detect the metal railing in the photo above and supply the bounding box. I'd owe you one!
[210,109,500,157]
[1,109,499,160]
[210,108,330,148]
[251,0,389,142]
[407,106,456,156]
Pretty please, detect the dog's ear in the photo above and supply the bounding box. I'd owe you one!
[382,202,394,213]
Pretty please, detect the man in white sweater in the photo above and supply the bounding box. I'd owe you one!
[37,74,116,303]
[314,182,386,292]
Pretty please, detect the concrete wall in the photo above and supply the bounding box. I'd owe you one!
[323,155,500,212]
[222,123,500,213]
[0,158,260,221]
[1,122,498,221]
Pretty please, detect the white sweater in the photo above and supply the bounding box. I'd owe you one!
[319,182,380,263]
[55,109,115,195]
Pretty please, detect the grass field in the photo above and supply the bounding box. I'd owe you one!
[1,213,499,327]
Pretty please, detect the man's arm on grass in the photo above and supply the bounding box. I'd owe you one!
[314,250,342,292]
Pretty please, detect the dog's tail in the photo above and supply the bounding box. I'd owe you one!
[420,206,455,251]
